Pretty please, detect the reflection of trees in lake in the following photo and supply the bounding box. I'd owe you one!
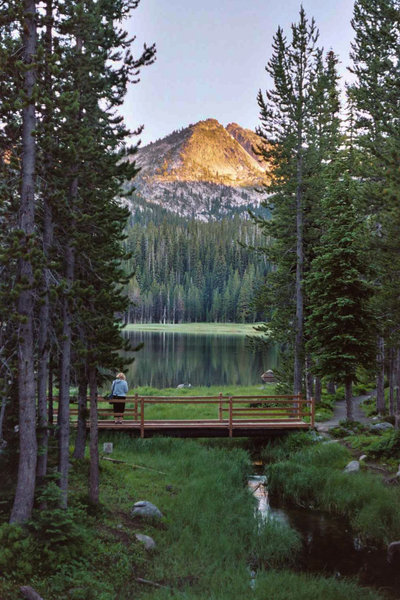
[124,332,277,387]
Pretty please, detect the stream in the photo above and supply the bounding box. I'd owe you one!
[248,475,400,599]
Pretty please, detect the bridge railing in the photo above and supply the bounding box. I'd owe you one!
[51,394,315,436]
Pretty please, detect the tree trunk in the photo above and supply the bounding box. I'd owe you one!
[36,203,53,483]
[10,0,38,524]
[305,354,313,400]
[58,240,75,508]
[73,371,87,459]
[36,0,54,485]
[389,346,395,416]
[89,366,99,504]
[315,377,322,404]
[48,360,53,425]
[0,395,7,444]
[396,347,400,415]
[327,381,336,394]
[376,336,385,415]
[293,150,304,396]
[345,375,353,421]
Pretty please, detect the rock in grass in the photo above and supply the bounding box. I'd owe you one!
[344,460,360,473]
[131,501,163,520]
[370,422,394,432]
[387,541,400,564]
[135,533,157,551]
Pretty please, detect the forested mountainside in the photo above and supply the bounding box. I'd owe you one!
[124,203,269,323]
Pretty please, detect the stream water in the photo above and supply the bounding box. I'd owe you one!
[248,475,400,599]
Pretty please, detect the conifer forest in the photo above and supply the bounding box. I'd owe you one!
[1,1,400,599]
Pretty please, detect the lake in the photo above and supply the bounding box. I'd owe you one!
[123,330,277,388]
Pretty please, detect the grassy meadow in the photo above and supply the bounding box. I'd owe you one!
[123,322,265,336]
[0,434,390,599]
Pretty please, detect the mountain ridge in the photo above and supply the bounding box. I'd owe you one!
[128,119,270,220]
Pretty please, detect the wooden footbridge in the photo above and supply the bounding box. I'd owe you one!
[66,394,315,438]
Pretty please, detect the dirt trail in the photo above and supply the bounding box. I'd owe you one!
[316,393,374,433]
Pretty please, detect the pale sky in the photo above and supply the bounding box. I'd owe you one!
[125,0,355,146]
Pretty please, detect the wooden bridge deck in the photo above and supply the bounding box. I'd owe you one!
[63,394,315,438]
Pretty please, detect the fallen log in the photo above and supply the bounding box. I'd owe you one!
[135,577,169,589]
[101,456,166,474]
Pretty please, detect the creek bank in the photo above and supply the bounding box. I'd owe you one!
[259,433,400,598]
[249,469,400,598]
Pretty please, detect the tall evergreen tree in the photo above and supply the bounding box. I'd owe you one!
[10,0,38,524]
[306,157,375,419]
[255,9,341,394]
[349,0,400,415]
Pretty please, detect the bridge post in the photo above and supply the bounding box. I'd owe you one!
[140,398,144,438]
[219,392,223,422]
[310,397,315,428]
[134,393,138,421]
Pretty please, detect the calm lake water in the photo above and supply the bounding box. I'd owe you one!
[123,330,277,388]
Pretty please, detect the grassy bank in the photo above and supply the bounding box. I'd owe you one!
[263,434,400,545]
[123,322,265,336]
[0,436,384,600]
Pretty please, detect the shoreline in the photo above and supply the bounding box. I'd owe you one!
[123,322,266,336]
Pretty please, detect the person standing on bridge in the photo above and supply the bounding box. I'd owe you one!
[110,372,128,424]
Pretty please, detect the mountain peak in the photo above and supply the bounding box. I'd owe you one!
[130,119,270,220]
[136,118,268,187]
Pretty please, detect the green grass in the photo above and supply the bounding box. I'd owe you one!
[123,322,265,336]
[0,436,386,600]
[265,436,400,545]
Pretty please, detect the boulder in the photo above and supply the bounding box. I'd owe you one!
[370,422,394,433]
[359,455,367,461]
[387,541,400,564]
[131,500,163,520]
[176,383,192,389]
[344,460,360,473]
[135,533,157,551]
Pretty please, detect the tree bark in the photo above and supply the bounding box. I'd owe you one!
[327,381,336,394]
[293,148,304,396]
[396,347,400,415]
[10,0,38,524]
[345,375,353,421]
[315,377,322,404]
[388,346,395,416]
[376,336,385,415]
[58,240,74,508]
[0,393,7,444]
[36,0,54,485]
[48,360,53,425]
[73,371,87,459]
[89,366,99,504]
[305,354,313,400]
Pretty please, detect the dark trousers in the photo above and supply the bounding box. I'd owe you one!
[112,397,126,416]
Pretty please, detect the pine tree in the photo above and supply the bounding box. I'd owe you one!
[306,157,375,419]
[9,0,39,524]
[349,0,400,416]
[255,8,341,394]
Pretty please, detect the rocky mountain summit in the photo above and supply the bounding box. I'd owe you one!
[129,119,270,220]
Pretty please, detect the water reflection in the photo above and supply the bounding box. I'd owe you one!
[123,331,277,388]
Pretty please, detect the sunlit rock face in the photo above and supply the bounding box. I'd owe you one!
[128,119,271,220]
